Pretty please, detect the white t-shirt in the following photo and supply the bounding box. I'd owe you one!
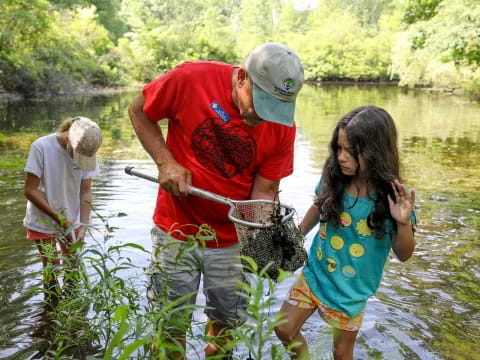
[23,133,99,234]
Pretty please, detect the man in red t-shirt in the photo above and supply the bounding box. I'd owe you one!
[128,42,304,358]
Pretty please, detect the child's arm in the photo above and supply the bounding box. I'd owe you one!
[298,203,320,236]
[24,172,73,229]
[389,180,416,262]
[77,178,93,242]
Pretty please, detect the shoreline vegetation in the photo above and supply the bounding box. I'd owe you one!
[2,0,479,102]
[0,84,143,103]
[0,80,472,105]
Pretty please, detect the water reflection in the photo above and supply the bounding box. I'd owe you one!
[1,85,479,359]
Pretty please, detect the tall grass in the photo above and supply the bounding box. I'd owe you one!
[29,209,296,359]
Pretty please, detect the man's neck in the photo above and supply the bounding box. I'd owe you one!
[231,68,239,109]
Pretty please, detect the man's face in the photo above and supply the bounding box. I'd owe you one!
[236,78,265,127]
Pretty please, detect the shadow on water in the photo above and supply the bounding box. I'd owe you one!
[1,85,480,359]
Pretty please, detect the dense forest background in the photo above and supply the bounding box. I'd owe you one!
[1,0,479,97]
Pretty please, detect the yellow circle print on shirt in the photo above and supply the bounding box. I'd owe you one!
[316,247,323,261]
[342,265,356,278]
[330,235,344,250]
[349,243,365,257]
[326,258,337,272]
[339,212,352,227]
[356,219,374,237]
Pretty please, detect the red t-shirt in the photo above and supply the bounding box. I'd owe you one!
[143,61,296,247]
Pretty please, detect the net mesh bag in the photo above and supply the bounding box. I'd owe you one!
[231,201,307,280]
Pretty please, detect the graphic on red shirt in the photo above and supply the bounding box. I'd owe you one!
[192,118,256,178]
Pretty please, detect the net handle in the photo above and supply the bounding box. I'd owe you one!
[125,166,232,205]
[125,166,294,228]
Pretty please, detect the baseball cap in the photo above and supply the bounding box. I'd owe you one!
[245,42,304,127]
[67,116,103,171]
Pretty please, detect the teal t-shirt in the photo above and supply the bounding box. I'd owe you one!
[303,180,416,317]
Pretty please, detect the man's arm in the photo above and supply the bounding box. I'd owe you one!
[128,94,191,196]
[250,174,280,201]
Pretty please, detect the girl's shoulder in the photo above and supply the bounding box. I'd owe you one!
[314,177,325,195]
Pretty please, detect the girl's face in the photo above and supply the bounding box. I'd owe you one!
[337,128,367,177]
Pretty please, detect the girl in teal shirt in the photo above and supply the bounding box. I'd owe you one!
[275,106,416,360]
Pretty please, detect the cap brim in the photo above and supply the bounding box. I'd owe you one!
[252,82,295,127]
[73,151,97,171]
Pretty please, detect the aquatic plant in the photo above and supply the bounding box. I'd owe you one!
[29,208,299,359]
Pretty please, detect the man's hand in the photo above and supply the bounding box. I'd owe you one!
[158,161,192,197]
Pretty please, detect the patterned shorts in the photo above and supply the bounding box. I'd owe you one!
[286,272,364,331]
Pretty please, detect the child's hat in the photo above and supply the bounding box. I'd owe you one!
[68,116,103,171]
[244,42,304,127]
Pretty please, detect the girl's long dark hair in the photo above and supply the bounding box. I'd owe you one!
[315,106,400,238]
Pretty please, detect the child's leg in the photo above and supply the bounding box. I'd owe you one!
[35,238,60,268]
[35,239,60,303]
[332,327,358,360]
[275,301,316,359]
[57,235,74,264]
[56,234,78,294]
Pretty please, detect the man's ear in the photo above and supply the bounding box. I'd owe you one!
[237,67,248,87]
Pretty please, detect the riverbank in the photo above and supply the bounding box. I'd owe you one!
[0,85,142,104]
[2,80,478,106]
[307,79,480,99]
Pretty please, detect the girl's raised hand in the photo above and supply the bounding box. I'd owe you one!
[388,180,415,225]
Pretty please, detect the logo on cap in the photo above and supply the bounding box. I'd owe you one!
[283,78,295,91]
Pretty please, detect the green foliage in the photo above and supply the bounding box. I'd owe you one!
[49,0,128,40]
[295,8,397,81]
[1,0,479,95]
[117,0,239,83]
[321,0,397,26]
[0,1,118,95]
[29,207,299,359]
[232,257,294,359]
[0,156,25,169]
[402,0,443,24]
[392,0,480,88]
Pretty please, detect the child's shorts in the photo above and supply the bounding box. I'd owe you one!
[26,229,79,241]
[286,272,364,331]
[26,230,56,240]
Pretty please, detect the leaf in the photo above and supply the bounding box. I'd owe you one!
[108,243,148,253]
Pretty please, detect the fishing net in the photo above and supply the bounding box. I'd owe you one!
[231,201,307,280]
[124,167,306,280]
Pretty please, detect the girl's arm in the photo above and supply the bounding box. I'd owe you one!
[389,180,416,262]
[77,178,93,242]
[24,172,73,229]
[392,222,415,262]
[298,203,320,236]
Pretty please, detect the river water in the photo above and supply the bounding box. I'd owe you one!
[0,85,479,359]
